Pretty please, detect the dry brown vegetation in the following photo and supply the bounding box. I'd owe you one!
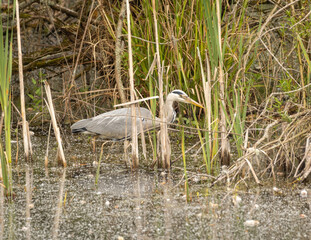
[3,0,311,183]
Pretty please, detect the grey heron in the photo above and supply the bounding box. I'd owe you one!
[71,90,204,140]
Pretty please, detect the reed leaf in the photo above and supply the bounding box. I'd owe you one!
[0,0,15,195]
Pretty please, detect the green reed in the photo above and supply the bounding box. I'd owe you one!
[200,0,263,164]
[120,0,304,173]
[0,0,15,195]
[200,0,226,171]
[128,0,224,172]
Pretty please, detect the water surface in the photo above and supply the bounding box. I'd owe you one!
[1,136,311,239]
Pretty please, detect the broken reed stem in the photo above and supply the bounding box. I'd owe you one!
[115,0,127,103]
[152,0,170,169]
[44,81,67,167]
[45,122,52,167]
[16,0,32,159]
[126,0,139,168]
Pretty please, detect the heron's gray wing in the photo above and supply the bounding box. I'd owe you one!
[82,108,131,139]
[83,107,157,140]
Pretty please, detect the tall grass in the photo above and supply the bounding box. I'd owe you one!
[6,0,310,178]
[38,0,311,179]
[0,0,15,195]
[125,0,264,173]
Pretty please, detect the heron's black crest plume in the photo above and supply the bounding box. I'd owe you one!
[171,90,186,96]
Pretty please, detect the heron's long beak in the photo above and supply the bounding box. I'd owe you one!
[185,97,204,108]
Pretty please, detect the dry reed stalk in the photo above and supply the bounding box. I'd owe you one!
[152,0,170,169]
[114,96,159,108]
[45,122,52,167]
[115,0,127,103]
[205,53,212,152]
[159,62,171,169]
[26,122,32,155]
[216,0,230,166]
[126,0,139,168]
[16,0,32,159]
[44,81,67,167]
[299,135,311,180]
[197,48,212,153]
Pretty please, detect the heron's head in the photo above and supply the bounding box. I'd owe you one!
[169,90,204,108]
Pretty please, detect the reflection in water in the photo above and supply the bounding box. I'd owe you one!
[0,184,3,240]
[163,174,173,240]
[132,173,143,239]
[25,164,33,240]
[2,138,311,240]
[52,168,66,240]
[8,202,14,239]
[131,172,174,240]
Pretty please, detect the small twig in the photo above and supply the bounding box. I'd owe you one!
[259,38,298,85]
[290,10,311,29]
[253,120,278,148]
[172,141,201,164]
[37,0,79,18]
[45,122,52,167]
[114,96,159,108]
[245,159,261,185]
[243,0,300,67]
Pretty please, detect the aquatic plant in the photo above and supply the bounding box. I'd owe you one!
[0,0,15,195]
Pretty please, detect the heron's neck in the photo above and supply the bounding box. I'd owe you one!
[164,94,176,123]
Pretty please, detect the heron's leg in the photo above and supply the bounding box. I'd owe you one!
[156,131,161,167]
[150,131,161,168]
[91,136,97,153]
[92,136,97,153]
[124,140,131,167]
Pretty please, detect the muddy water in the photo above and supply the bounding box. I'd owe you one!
[1,135,311,239]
